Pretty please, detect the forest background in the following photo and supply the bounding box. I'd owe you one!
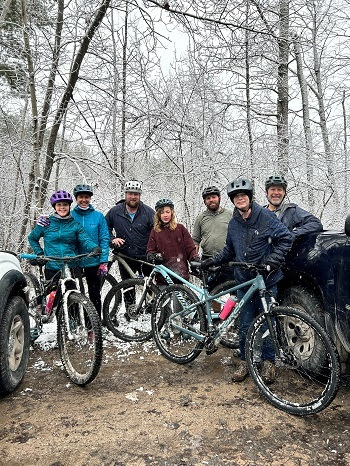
[1,0,349,252]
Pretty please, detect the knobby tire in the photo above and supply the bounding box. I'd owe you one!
[57,291,103,386]
[245,306,340,416]
[103,278,158,342]
[151,284,207,364]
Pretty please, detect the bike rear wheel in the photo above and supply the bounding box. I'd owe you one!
[245,306,340,415]
[103,278,158,342]
[211,280,239,349]
[24,272,43,341]
[57,291,103,386]
[152,284,207,364]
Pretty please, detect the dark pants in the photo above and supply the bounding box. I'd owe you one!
[237,284,277,362]
[84,266,102,315]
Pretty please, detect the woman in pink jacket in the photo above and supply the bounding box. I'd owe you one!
[146,198,198,282]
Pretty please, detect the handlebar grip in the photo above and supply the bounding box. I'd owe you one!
[20,253,38,260]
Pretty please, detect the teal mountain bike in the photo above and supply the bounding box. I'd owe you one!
[151,261,340,416]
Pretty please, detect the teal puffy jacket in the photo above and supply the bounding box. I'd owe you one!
[28,215,98,270]
[72,205,110,267]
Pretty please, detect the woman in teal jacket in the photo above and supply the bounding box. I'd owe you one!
[28,190,100,282]
[71,184,110,316]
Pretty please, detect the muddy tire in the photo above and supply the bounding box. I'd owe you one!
[0,296,30,395]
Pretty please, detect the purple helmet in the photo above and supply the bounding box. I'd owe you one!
[50,190,73,206]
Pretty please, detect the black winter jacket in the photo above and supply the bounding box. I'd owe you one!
[213,202,293,287]
[105,201,155,259]
[275,203,323,238]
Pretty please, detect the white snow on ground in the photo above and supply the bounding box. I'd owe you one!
[30,320,157,365]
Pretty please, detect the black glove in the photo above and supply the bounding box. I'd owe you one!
[147,253,156,263]
[147,253,163,264]
[91,246,102,256]
[200,258,215,270]
[29,254,45,266]
[264,261,279,272]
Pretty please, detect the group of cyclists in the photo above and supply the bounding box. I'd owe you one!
[28,175,323,385]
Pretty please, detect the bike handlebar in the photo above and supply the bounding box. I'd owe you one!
[20,251,100,263]
[189,260,271,273]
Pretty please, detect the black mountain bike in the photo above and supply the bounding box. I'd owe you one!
[21,252,103,386]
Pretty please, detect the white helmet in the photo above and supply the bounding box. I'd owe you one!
[124,179,143,194]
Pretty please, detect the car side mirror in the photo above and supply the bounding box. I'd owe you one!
[345,214,350,236]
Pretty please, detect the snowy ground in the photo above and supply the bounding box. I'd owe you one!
[1,322,350,465]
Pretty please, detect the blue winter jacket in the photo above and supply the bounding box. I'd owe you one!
[213,202,293,287]
[276,203,323,238]
[105,201,155,259]
[72,205,110,267]
[28,215,98,271]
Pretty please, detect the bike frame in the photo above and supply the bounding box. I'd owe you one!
[21,253,90,340]
[151,262,277,348]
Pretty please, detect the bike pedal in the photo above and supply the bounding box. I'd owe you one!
[206,345,218,355]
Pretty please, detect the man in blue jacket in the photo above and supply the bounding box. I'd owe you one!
[105,180,155,280]
[265,175,323,238]
[201,178,293,384]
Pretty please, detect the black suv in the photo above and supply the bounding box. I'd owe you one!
[0,252,30,394]
[279,216,350,372]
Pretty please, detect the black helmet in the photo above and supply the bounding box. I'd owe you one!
[73,184,93,198]
[227,178,253,201]
[155,198,174,210]
[202,186,221,199]
[265,175,287,190]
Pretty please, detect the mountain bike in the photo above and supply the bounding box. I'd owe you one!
[20,252,103,386]
[103,256,238,346]
[151,261,340,416]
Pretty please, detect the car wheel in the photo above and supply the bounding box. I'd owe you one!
[281,286,325,326]
[0,295,30,395]
[280,286,327,374]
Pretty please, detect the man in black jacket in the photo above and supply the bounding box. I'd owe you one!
[265,175,323,239]
[105,180,155,280]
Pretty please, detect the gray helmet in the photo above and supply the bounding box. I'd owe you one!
[155,198,174,210]
[227,178,253,201]
[265,175,287,190]
[73,184,93,198]
[202,186,221,199]
[124,179,143,193]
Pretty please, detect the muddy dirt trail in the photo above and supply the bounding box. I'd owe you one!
[1,334,350,466]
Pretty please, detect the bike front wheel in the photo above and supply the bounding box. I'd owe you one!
[103,278,158,342]
[57,291,103,386]
[245,306,340,416]
[151,284,207,364]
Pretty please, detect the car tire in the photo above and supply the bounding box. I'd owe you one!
[281,286,325,326]
[280,286,328,375]
[0,295,30,395]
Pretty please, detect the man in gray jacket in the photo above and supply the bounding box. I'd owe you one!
[192,186,232,289]
[265,175,323,239]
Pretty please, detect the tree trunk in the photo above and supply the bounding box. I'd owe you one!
[120,2,128,184]
[293,33,314,208]
[41,0,112,207]
[277,0,289,175]
[342,90,348,213]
